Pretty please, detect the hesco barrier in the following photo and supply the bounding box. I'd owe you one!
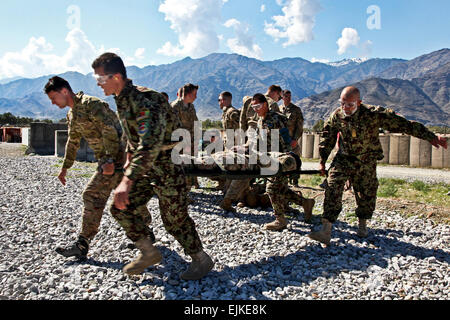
[300,132,448,168]
[389,134,411,165]
[410,136,432,167]
[378,134,390,164]
[301,133,314,159]
[431,135,450,169]
[26,123,68,155]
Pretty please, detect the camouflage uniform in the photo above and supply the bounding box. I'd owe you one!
[218,105,241,193]
[171,98,199,188]
[112,80,203,255]
[265,95,280,113]
[62,92,152,242]
[240,95,279,132]
[280,102,304,185]
[258,111,308,218]
[320,103,438,223]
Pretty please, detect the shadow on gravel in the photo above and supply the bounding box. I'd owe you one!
[64,258,124,271]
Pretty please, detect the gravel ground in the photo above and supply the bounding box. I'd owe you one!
[0,149,449,300]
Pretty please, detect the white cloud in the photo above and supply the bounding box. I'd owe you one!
[264,0,322,47]
[337,27,360,55]
[224,19,263,59]
[0,29,149,79]
[360,40,373,58]
[260,4,266,12]
[157,0,223,58]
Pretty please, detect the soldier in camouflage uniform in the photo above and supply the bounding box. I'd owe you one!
[280,90,304,186]
[217,92,250,212]
[249,93,315,231]
[92,53,213,279]
[171,84,200,189]
[239,85,282,132]
[44,76,154,260]
[309,86,448,245]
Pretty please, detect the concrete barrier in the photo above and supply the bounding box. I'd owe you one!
[410,137,432,167]
[431,135,450,169]
[389,134,410,165]
[302,133,314,159]
[378,134,390,164]
[313,133,321,159]
[26,123,68,155]
[55,130,96,163]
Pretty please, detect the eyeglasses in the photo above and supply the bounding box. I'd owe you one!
[338,99,358,108]
[251,103,263,110]
[93,74,113,85]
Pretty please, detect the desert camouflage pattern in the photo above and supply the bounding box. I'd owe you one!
[280,102,304,142]
[63,92,124,169]
[112,80,202,254]
[171,98,199,141]
[320,103,438,222]
[265,95,281,113]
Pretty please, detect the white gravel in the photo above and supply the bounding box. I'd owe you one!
[0,154,449,300]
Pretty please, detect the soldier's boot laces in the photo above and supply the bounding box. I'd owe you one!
[127,228,156,250]
[308,218,332,245]
[264,215,288,231]
[123,238,162,276]
[302,198,316,222]
[181,250,214,281]
[55,237,89,260]
[357,219,369,238]
[219,198,236,213]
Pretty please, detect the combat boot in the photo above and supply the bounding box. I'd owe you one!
[357,219,369,238]
[55,236,89,260]
[308,219,332,245]
[219,198,236,213]
[127,228,156,250]
[302,198,316,222]
[264,215,288,231]
[123,238,162,276]
[181,250,214,281]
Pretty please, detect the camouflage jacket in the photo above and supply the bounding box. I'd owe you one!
[114,80,181,181]
[256,111,292,154]
[171,98,198,138]
[265,95,280,113]
[280,103,304,140]
[221,105,240,130]
[63,92,124,169]
[319,103,438,163]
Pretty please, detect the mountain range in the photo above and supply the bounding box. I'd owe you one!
[0,48,448,127]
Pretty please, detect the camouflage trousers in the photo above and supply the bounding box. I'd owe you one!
[224,179,251,202]
[80,169,151,241]
[267,176,306,217]
[110,160,203,255]
[323,155,378,223]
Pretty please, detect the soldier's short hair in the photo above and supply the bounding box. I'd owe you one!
[183,83,199,95]
[161,92,169,101]
[252,93,268,104]
[268,85,282,94]
[220,91,232,100]
[44,76,73,94]
[92,52,127,80]
[282,90,291,96]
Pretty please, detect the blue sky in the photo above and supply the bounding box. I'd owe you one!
[0,0,449,79]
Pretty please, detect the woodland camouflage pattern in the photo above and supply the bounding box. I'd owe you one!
[112,80,202,254]
[320,103,438,223]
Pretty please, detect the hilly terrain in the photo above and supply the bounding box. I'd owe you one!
[0,48,448,126]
